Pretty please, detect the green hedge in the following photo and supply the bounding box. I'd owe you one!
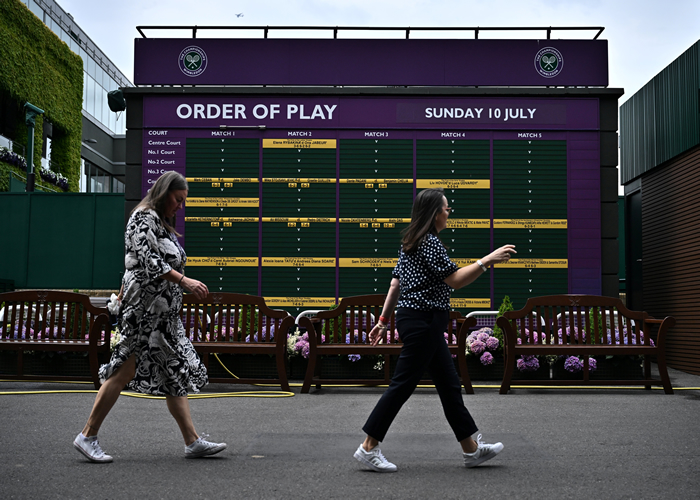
[0,0,83,192]
[0,160,59,192]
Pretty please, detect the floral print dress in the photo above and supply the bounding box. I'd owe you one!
[99,209,208,396]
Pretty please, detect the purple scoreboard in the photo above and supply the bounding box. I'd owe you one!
[127,37,622,313]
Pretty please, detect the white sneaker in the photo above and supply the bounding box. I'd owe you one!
[463,434,504,468]
[354,444,397,472]
[73,433,113,463]
[185,434,227,458]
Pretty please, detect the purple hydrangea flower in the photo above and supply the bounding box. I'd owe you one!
[486,336,500,351]
[517,355,540,372]
[470,339,486,355]
[564,356,583,373]
[480,351,494,365]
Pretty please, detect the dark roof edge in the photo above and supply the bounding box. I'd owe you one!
[122,86,624,98]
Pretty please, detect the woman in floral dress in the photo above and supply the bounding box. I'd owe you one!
[74,171,226,463]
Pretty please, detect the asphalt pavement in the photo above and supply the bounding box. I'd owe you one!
[1,364,699,499]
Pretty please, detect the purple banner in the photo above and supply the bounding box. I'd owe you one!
[134,38,608,87]
[143,96,599,130]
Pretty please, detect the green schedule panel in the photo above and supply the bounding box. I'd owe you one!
[416,139,492,308]
[493,140,568,309]
[173,133,573,314]
[261,139,338,314]
[184,138,260,295]
[338,139,413,298]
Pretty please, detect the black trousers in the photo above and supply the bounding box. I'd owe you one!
[362,308,479,442]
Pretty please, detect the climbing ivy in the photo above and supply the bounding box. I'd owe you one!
[0,0,83,191]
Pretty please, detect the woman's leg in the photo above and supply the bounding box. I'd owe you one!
[362,309,437,443]
[165,395,199,445]
[81,355,136,437]
[426,333,479,444]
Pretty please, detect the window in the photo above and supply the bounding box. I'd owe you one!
[82,72,88,110]
[87,56,96,80]
[86,75,95,116]
[112,177,124,194]
[79,47,88,72]
[28,0,43,19]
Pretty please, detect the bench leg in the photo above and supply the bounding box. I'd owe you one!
[655,352,674,395]
[499,352,514,395]
[301,354,316,394]
[457,352,474,395]
[276,352,290,392]
[88,347,101,390]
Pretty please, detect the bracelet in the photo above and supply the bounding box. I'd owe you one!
[379,315,389,323]
[376,324,387,330]
[476,260,488,272]
[178,275,185,287]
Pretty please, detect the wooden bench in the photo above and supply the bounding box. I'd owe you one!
[299,294,477,394]
[497,294,674,394]
[0,290,112,389]
[181,293,295,391]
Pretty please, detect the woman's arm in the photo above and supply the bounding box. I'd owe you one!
[444,244,516,290]
[160,269,209,300]
[369,278,400,346]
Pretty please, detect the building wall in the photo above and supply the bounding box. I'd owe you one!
[640,144,700,375]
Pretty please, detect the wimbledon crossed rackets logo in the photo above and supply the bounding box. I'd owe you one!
[178,46,208,77]
[534,47,563,78]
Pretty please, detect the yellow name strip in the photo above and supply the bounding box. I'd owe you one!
[494,219,568,229]
[262,217,334,223]
[186,217,259,222]
[452,258,480,266]
[494,259,568,268]
[262,257,336,267]
[339,218,410,223]
[264,297,338,307]
[339,258,397,268]
[187,198,259,207]
[416,179,490,189]
[186,178,258,183]
[262,139,336,148]
[340,179,413,184]
[447,219,490,228]
[451,298,493,308]
[262,178,336,183]
[188,257,259,267]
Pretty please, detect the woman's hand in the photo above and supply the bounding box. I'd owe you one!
[369,323,387,346]
[481,244,517,267]
[182,277,209,300]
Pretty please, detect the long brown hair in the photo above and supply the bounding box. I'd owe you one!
[401,188,446,253]
[132,171,188,235]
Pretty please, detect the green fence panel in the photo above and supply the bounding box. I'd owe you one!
[28,194,97,288]
[0,193,124,289]
[93,195,126,289]
[0,194,31,288]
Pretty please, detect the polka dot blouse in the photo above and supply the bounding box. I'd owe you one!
[392,233,458,311]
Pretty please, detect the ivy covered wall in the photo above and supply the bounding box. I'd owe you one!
[0,0,83,191]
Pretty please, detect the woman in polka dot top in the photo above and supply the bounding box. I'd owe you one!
[353,188,516,473]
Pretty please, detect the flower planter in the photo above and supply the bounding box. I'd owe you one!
[590,356,644,380]
[551,358,587,380]
[0,352,92,377]
[466,356,505,381]
[319,355,383,380]
[0,351,18,374]
[512,358,551,381]
[288,356,308,380]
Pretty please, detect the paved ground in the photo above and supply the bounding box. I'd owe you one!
[1,365,699,499]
